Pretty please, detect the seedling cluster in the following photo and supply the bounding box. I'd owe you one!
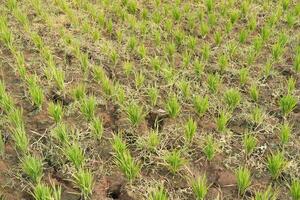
[0,0,299,199]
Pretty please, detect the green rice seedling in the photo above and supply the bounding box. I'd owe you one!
[73,169,93,200]
[282,0,290,10]
[0,17,13,49]
[199,22,209,37]
[205,0,213,12]
[224,88,241,110]
[267,151,286,179]
[165,94,181,118]
[187,36,196,51]
[79,53,89,74]
[201,43,210,61]
[218,54,229,72]
[193,95,209,117]
[239,68,249,86]
[253,37,263,53]
[123,61,134,77]
[101,76,114,97]
[32,183,53,200]
[216,111,231,133]
[80,96,96,121]
[236,167,251,195]
[0,92,14,112]
[260,25,271,42]
[243,134,257,156]
[165,42,176,59]
[65,143,85,170]
[112,134,140,181]
[127,36,137,51]
[148,86,158,107]
[150,57,161,72]
[164,150,185,174]
[286,12,296,27]
[174,29,185,46]
[15,52,27,80]
[0,132,5,156]
[90,117,103,140]
[27,76,44,109]
[126,102,144,126]
[191,175,209,200]
[254,186,278,200]
[239,29,249,44]
[294,53,300,72]
[134,72,145,90]
[182,51,191,68]
[48,102,63,123]
[52,123,70,145]
[51,183,62,200]
[290,179,300,200]
[141,130,160,152]
[184,117,197,144]
[207,73,220,93]
[137,44,147,59]
[13,8,30,30]
[31,32,44,50]
[247,16,257,31]
[52,68,65,91]
[214,31,222,45]
[250,106,264,124]
[7,0,17,11]
[279,122,291,145]
[114,82,126,105]
[279,94,297,116]
[178,80,191,99]
[115,150,141,181]
[272,42,284,61]
[149,185,168,200]
[229,9,240,24]
[208,13,217,27]
[7,108,24,130]
[21,155,43,183]
[203,135,217,161]
[194,59,204,77]
[72,84,86,101]
[287,77,296,94]
[12,127,28,154]
[249,84,259,102]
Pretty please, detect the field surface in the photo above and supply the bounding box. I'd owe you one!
[0,0,300,199]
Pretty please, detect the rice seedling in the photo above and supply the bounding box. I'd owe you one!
[250,106,264,125]
[65,143,85,170]
[15,51,27,80]
[254,186,278,200]
[279,94,297,116]
[165,94,181,118]
[52,123,70,145]
[126,102,144,127]
[140,130,160,152]
[249,84,259,102]
[194,59,204,77]
[148,86,158,106]
[48,102,63,123]
[32,183,53,200]
[11,127,29,154]
[214,31,222,45]
[267,151,286,179]
[90,117,103,140]
[52,68,65,91]
[164,149,185,174]
[134,72,145,90]
[7,108,24,130]
[236,167,251,195]
[207,73,220,93]
[73,169,93,200]
[112,135,140,181]
[279,122,291,146]
[239,68,249,86]
[216,111,231,133]
[224,88,241,110]
[21,154,43,183]
[7,0,17,11]
[287,77,296,94]
[290,179,300,200]
[184,117,197,144]
[51,183,62,200]
[149,185,168,200]
[203,135,217,161]
[191,175,209,200]
[294,53,300,72]
[243,134,257,156]
[178,80,191,99]
[80,96,96,121]
[218,54,229,72]
[27,76,44,109]
[201,43,210,61]
[72,83,86,101]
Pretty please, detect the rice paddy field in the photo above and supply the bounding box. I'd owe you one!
[0,0,300,199]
